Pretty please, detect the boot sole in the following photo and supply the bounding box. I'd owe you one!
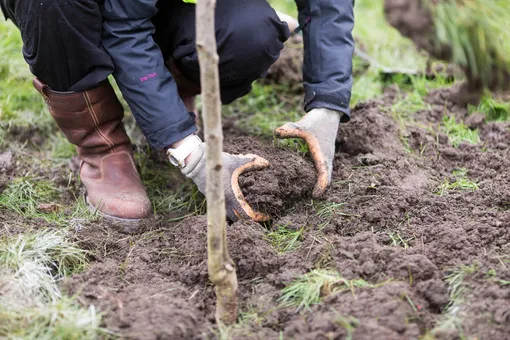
[86,196,151,234]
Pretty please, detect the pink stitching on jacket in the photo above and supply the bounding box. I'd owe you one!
[140,72,157,82]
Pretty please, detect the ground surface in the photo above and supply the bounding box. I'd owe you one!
[1,1,510,339]
[3,83,509,339]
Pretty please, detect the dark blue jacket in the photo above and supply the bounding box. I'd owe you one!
[100,0,354,149]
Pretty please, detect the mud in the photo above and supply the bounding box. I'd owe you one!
[3,83,510,339]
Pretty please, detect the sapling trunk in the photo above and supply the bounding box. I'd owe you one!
[195,0,238,325]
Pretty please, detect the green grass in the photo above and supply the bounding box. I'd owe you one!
[353,0,427,71]
[435,168,479,196]
[468,92,510,121]
[313,201,347,220]
[265,225,305,254]
[389,75,453,153]
[49,133,77,161]
[386,231,413,249]
[223,82,302,138]
[275,137,310,156]
[0,177,62,216]
[0,230,88,302]
[279,269,372,311]
[441,115,480,147]
[0,176,98,225]
[0,19,54,140]
[350,0,431,104]
[134,150,206,219]
[0,230,106,339]
[0,297,105,340]
[432,0,510,88]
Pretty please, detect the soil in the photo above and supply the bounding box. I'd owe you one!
[265,34,303,85]
[2,84,510,339]
[225,136,316,218]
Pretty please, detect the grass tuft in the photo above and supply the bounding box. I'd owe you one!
[314,201,347,220]
[441,115,480,147]
[427,263,479,338]
[0,230,105,339]
[274,137,310,156]
[279,269,372,311]
[0,176,97,225]
[265,225,305,254]
[0,176,61,217]
[0,230,88,303]
[386,231,413,249]
[468,92,510,121]
[435,168,479,196]
[0,297,104,340]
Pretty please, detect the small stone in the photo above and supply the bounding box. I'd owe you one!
[37,202,62,213]
[357,153,380,166]
[0,151,14,173]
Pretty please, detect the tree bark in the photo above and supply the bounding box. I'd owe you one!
[195,0,238,325]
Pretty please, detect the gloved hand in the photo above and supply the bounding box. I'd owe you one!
[181,143,270,222]
[275,108,343,197]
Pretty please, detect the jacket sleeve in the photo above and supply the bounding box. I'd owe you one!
[101,0,197,149]
[295,0,355,121]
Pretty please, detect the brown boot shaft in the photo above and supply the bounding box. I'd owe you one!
[34,79,131,159]
[34,78,151,220]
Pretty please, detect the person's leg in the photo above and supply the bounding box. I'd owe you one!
[9,0,151,221]
[12,0,113,91]
[153,0,290,105]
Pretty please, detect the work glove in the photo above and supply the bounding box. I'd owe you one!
[181,143,270,222]
[275,108,342,197]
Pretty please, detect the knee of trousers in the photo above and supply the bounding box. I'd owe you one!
[220,10,290,82]
[215,7,290,103]
[173,3,290,103]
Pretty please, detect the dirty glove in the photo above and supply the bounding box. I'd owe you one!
[181,143,270,222]
[275,108,343,197]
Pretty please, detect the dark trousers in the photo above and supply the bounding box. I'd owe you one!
[6,0,289,102]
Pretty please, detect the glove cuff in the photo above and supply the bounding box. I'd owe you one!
[181,143,205,178]
[313,107,344,119]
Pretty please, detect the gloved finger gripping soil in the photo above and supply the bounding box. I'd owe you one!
[230,155,271,222]
[182,143,271,222]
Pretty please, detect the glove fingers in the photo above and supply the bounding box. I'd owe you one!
[229,154,271,222]
[274,123,329,198]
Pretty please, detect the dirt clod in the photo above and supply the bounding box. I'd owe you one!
[225,136,316,218]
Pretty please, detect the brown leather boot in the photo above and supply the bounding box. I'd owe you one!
[33,78,152,221]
